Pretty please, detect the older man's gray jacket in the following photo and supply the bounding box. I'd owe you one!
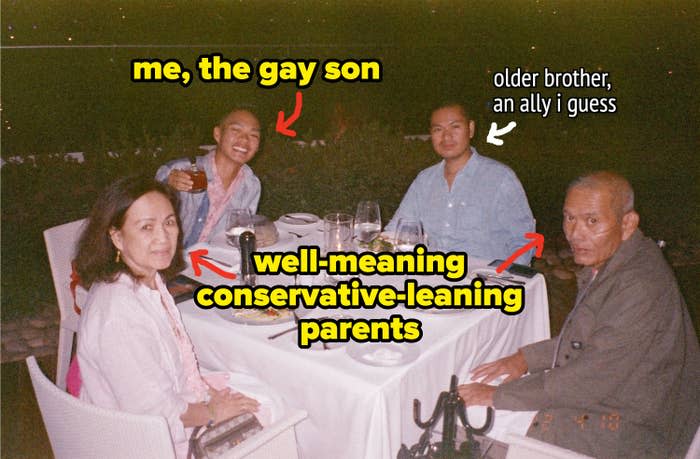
[494,230,700,458]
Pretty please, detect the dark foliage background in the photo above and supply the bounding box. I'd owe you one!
[2,1,698,323]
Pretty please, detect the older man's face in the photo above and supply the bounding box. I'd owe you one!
[563,186,628,269]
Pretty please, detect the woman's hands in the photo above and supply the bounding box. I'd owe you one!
[207,387,259,423]
[181,388,259,427]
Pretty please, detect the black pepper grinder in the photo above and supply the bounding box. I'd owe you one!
[239,231,256,286]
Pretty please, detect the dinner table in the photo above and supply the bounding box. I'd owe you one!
[176,215,550,459]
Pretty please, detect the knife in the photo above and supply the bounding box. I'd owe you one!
[200,255,234,268]
[476,273,527,285]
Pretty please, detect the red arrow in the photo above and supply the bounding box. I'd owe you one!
[496,232,544,273]
[189,249,237,280]
[275,91,303,137]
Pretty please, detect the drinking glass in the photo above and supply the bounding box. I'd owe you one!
[323,212,354,253]
[186,164,207,193]
[354,201,381,243]
[323,212,354,284]
[226,209,254,248]
[394,219,424,252]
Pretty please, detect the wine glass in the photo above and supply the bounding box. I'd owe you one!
[226,209,254,247]
[394,219,424,252]
[354,201,382,243]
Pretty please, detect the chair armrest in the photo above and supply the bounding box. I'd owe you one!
[222,409,308,459]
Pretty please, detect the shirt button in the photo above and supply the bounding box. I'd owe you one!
[198,218,203,222]
[565,354,570,360]
[532,421,539,427]
[447,202,453,208]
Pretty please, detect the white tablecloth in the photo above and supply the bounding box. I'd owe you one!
[178,232,550,459]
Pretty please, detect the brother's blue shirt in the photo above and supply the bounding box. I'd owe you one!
[386,148,535,264]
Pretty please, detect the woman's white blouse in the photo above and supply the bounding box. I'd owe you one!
[77,273,202,454]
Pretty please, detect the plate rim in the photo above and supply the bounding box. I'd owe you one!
[346,341,420,367]
[277,212,321,227]
[215,306,308,326]
[289,332,347,351]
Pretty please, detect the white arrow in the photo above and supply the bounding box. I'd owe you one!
[486,121,517,146]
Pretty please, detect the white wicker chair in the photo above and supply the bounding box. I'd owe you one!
[43,218,87,389]
[504,433,594,459]
[26,355,176,459]
[221,409,307,459]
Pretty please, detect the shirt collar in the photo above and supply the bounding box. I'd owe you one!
[576,229,644,288]
[441,146,481,180]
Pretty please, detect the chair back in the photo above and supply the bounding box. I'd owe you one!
[26,356,176,459]
[43,218,87,389]
[504,433,594,459]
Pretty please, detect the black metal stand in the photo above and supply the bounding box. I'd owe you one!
[397,375,494,459]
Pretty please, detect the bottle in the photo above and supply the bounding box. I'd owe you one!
[239,231,256,286]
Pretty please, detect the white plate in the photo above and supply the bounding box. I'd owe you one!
[347,341,420,367]
[276,213,321,233]
[289,334,347,351]
[405,304,473,315]
[182,244,240,286]
[291,312,352,351]
[216,307,309,326]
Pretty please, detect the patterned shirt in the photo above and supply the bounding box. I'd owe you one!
[156,150,260,247]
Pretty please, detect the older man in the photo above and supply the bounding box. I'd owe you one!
[156,108,261,247]
[459,171,700,458]
[385,101,534,263]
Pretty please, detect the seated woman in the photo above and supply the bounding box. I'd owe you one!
[74,175,282,458]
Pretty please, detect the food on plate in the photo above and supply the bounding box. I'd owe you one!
[357,234,394,252]
[233,307,292,322]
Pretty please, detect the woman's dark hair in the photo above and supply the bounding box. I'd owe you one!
[75,175,185,288]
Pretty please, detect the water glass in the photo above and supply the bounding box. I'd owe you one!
[394,219,424,252]
[354,201,382,243]
[226,209,254,248]
[324,212,354,253]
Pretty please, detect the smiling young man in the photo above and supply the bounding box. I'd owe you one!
[458,172,700,458]
[386,101,535,263]
[156,108,262,247]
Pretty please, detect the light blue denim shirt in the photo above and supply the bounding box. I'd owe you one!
[386,148,535,264]
[155,151,260,247]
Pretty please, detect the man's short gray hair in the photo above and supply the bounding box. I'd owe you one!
[568,171,635,218]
